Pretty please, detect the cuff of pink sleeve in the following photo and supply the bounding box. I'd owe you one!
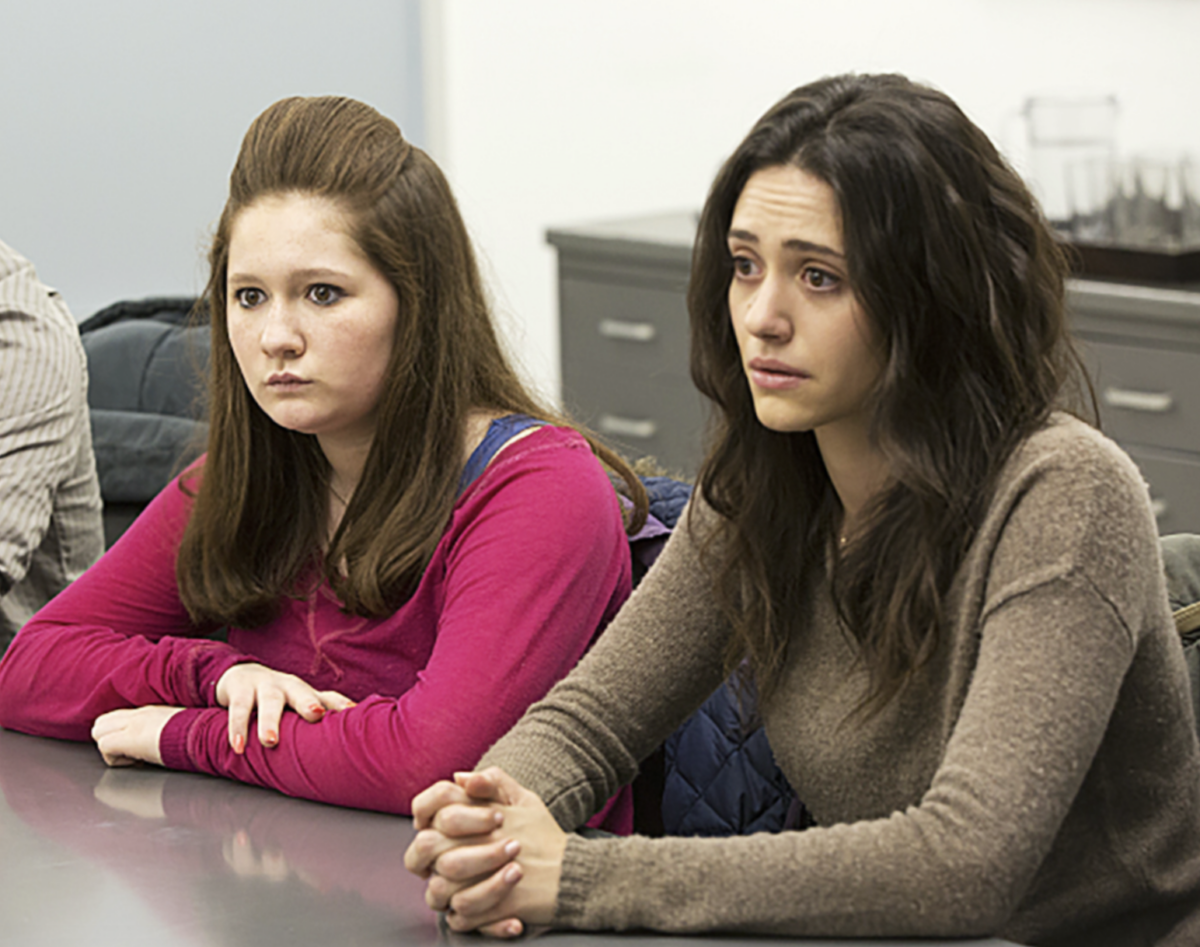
[160,708,204,772]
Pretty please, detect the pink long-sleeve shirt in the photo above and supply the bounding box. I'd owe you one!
[0,425,633,824]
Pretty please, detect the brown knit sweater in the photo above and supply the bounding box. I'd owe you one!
[481,415,1200,945]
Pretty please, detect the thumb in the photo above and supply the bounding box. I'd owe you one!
[459,767,522,805]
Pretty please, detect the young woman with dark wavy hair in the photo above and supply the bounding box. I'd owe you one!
[0,96,647,829]
[405,74,1200,945]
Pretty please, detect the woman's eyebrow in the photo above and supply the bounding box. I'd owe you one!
[726,228,844,258]
[227,267,349,284]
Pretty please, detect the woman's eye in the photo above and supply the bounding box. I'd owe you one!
[731,255,759,279]
[234,288,265,308]
[804,267,841,291]
[307,284,344,306]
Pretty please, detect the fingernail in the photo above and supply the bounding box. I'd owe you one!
[309,705,326,716]
[233,734,245,754]
[504,864,522,884]
[493,811,504,826]
[504,840,520,857]
[507,921,522,937]
[264,730,278,746]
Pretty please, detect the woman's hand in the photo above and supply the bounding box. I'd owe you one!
[405,768,567,938]
[215,663,354,755]
[92,705,184,766]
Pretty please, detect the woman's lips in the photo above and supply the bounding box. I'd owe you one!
[748,358,809,390]
[267,373,311,391]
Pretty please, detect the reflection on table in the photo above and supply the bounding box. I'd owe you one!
[0,728,1022,947]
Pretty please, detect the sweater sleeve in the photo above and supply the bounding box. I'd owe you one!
[160,433,636,815]
[551,575,1135,936]
[479,498,735,828]
[483,432,1175,938]
[0,469,247,741]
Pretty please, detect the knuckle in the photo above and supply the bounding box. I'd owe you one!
[437,849,469,881]
[413,830,439,860]
[450,881,489,916]
[437,803,473,830]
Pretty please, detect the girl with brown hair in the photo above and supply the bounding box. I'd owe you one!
[405,74,1200,945]
[0,96,647,829]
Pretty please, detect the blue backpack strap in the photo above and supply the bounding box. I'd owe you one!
[629,476,693,586]
[457,414,543,496]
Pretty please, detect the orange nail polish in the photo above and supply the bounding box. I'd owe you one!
[309,705,326,716]
[265,730,278,745]
[233,734,245,754]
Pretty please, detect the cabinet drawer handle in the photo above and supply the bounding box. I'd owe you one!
[1151,497,1168,520]
[598,414,658,439]
[597,319,657,342]
[1102,387,1174,414]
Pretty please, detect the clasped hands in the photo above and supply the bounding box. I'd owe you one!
[404,768,567,938]
[90,662,354,766]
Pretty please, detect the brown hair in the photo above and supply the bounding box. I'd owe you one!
[178,96,645,626]
[689,74,1091,713]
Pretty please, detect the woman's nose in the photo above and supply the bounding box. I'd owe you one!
[740,275,794,343]
[259,301,304,358]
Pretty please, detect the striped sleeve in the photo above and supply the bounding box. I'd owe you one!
[0,240,100,597]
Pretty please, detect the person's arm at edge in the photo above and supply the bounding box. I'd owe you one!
[0,306,84,598]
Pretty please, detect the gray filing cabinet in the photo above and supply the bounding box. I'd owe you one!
[550,213,1200,532]
[549,213,703,478]
[1069,280,1200,533]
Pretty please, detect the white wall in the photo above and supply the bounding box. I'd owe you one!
[0,0,424,322]
[5,0,1197,389]
[431,0,1200,403]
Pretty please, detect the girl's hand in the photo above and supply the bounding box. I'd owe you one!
[405,768,567,938]
[92,705,184,766]
[215,663,354,755]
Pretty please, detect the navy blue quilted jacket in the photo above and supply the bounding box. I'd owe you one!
[635,477,812,837]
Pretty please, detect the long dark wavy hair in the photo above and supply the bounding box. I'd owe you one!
[689,74,1091,714]
[178,96,646,627]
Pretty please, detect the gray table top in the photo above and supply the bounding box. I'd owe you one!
[0,728,1021,946]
